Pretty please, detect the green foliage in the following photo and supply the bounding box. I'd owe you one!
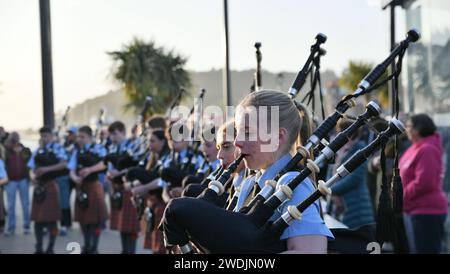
[109,38,191,116]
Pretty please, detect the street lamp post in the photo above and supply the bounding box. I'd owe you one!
[222,0,231,107]
[39,0,55,128]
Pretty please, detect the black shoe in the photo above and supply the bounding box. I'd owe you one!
[81,246,89,254]
[34,250,44,254]
[45,248,54,254]
[89,249,99,254]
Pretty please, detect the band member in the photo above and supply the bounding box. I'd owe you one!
[142,187,167,254]
[215,120,246,209]
[68,126,108,254]
[235,90,333,253]
[58,127,78,235]
[147,115,167,131]
[159,122,204,199]
[130,129,170,252]
[181,124,221,188]
[105,121,140,254]
[28,127,68,254]
[0,153,8,233]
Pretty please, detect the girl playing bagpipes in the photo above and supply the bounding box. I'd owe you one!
[160,90,333,253]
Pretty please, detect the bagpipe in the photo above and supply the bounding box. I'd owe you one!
[181,165,224,198]
[239,29,419,214]
[242,101,381,227]
[179,89,207,174]
[75,144,104,183]
[160,118,405,254]
[159,89,207,188]
[130,96,154,166]
[160,29,420,253]
[74,144,105,210]
[104,146,138,210]
[165,88,185,120]
[94,108,105,141]
[55,106,70,143]
[250,42,262,92]
[34,145,70,182]
[123,89,209,218]
[194,154,245,208]
[105,96,154,177]
[32,143,70,204]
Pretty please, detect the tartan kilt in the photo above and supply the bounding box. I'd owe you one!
[31,180,61,222]
[142,218,152,250]
[108,182,120,231]
[117,190,140,233]
[142,201,167,253]
[109,207,120,230]
[0,187,5,221]
[75,180,108,225]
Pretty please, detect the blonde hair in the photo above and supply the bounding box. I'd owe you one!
[293,101,312,147]
[238,90,302,154]
[217,119,236,144]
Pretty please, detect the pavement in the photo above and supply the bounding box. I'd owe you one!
[0,187,151,254]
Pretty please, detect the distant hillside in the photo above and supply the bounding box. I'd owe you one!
[58,69,339,129]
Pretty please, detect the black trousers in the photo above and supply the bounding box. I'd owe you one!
[406,214,447,254]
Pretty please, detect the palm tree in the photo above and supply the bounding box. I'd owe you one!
[108,38,191,116]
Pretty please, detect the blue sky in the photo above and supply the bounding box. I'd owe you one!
[0,0,401,130]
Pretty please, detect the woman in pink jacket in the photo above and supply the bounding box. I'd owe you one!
[400,113,448,254]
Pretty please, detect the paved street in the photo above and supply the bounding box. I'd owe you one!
[0,188,151,254]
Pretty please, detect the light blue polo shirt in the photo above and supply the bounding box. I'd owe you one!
[234,153,334,240]
[0,159,7,179]
[27,142,68,170]
[67,143,107,171]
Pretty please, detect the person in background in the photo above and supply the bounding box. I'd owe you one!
[0,127,9,146]
[28,126,68,254]
[0,145,8,234]
[99,128,111,148]
[329,119,374,229]
[143,187,167,254]
[106,121,140,254]
[56,127,77,236]
[68,126,108,254]
[215,120,246,209]
[400,113,448,254]
[199,123,221,175]
[4,132,32,236]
